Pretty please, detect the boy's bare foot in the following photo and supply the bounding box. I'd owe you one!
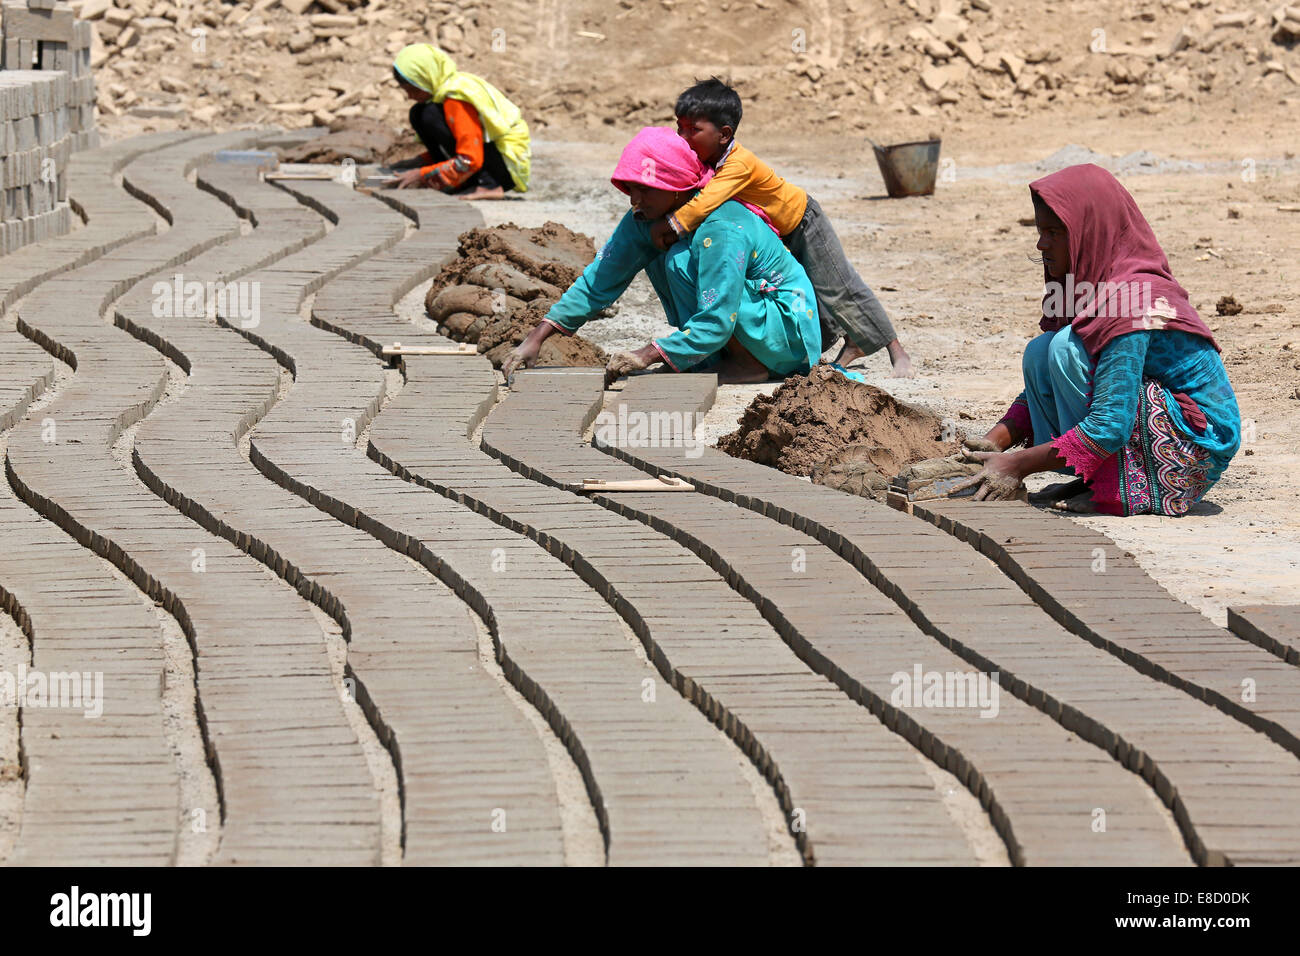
[886,339,914,378]
[1052,490,1099,514]
[458,186,506,200]
[834,341,866,367]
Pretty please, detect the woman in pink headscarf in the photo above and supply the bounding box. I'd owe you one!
[502,126,821,384]
[951,164,1241,515]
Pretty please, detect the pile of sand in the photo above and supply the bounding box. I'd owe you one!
[424,222,607,370]
[718,366,965,498]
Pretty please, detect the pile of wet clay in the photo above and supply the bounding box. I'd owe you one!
[277,118,422,166]
[425,222,608,370]
[718,365,968,500]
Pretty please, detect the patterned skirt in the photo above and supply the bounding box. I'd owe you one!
[1106,379,1213,516]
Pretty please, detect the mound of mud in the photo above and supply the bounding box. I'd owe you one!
[718,366,964,494]
[277,118,421,166]
[426,223,607,370]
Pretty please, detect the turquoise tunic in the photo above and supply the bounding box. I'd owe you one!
[545,201,822,375]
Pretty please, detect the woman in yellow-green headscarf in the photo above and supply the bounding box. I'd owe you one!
[387,44,531,198]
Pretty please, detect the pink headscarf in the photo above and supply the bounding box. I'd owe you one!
[1030,164,1217,357]
[611,126,778,234]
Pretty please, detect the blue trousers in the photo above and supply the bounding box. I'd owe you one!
[1022,327,1094,446]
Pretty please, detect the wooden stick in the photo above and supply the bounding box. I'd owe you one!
[382,342,478,357]
[264,171,336,181]
[569,477,694,493]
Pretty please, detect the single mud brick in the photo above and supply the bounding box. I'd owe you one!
[1227,605,1300,666]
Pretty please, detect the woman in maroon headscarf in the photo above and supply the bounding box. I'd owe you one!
[951,164,1241,515]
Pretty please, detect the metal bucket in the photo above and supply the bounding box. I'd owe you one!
[871,138,942,197]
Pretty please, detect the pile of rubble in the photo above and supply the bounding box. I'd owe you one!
[36,0,1300,140]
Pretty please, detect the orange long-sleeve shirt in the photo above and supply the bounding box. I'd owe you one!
[420,98,486,190]
[667,142,809,237]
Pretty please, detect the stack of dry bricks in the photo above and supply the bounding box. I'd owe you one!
[1,0,98,254]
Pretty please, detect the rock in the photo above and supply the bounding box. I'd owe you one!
[192,104,219,123]
[308,13,359,28]
[128,104,185,118]
[920,65,949,90]
[79,0,113,18]
[956,38,984,65]
[924,39,951,61]
[104,6,133,26]
[929,14,966,43]
[1212,11,1252,28]
[287,29,314,53]
[159,75,189,93]
[1170,27,1197,54]
[281,0,314,12]
[999,51,1025,80]
[1216,295,1243,316]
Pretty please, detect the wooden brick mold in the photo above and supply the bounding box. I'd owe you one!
[119,166,566,865]
[595,375,1300,865]
[6,132,385,865]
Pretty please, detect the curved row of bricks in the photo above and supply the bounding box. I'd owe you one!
[207,178,777,865]
[320,301,975,863]
[596,374,1300,865]
[123,169,567,864]
[0,132,215,865]
[913,501,1300,745]
[304,239,1186,865]
[4,128,1294,865]
[4,132,389,864]
[478,370,1203,866]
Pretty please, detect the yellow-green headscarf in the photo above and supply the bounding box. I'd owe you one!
[393,44,531,192]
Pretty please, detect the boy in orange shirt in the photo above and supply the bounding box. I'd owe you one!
[652,78,912,376]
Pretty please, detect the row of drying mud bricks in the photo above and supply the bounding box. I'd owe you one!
[0,1,97,253]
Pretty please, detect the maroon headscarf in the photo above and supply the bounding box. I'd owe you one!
[1030,164,1218,357]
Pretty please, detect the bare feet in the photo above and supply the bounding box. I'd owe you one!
[1028,477,1089,505]
[1052,490,1099,514]
[834,341,866,367]
[715,337,772,384]
[458,186,506,200]
[886,339,914,378]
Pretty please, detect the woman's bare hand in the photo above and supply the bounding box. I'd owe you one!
[395,168,428,190]
[604,344,661,387]
[947,450,1025,501]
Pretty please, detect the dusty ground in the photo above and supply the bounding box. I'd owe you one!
[454,120,1299,627]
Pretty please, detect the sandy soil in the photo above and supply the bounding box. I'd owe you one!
[457,126,1299,626]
